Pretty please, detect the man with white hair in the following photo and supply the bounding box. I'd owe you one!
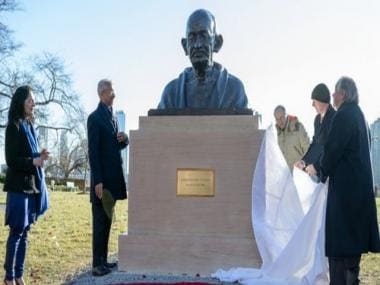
[87,79,129,276]
[306,77,380,284]
[274,105,310,169]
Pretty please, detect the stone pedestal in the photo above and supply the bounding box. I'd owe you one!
[119,115,264,275]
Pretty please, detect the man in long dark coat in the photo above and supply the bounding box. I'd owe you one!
[306,77,380,284]
[87,79,128,276]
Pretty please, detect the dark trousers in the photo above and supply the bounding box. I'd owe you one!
[328,256,361,285]
[4,226,30,280]
[92,202,113,267]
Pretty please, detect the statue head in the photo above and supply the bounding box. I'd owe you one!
[181,9,223,78]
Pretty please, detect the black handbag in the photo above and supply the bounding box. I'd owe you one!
[23,175,40,194]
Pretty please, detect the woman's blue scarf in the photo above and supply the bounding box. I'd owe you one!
[20,120,49,217]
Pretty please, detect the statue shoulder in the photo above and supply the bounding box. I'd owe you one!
[216,63,244,89]
[158,80,177,109]
[224,70,246,96]
[228,73,245,88]
[162,78,178,95]
[158,68,189,109]
[163,68,190,95]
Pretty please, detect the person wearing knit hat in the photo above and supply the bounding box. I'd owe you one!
[311,83,331,103]
[294,83,336,174]
[304,77,380,284]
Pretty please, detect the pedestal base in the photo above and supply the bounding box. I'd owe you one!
[119,233,261,275]
[118,115,264,275]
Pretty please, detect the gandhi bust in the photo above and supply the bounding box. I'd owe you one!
[157,9,248,109]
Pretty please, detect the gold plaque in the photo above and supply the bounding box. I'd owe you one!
[177,168,215,197]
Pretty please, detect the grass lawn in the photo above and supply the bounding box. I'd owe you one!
[0,190,379,284]
[0,190,128,284]
[360,197,380,283]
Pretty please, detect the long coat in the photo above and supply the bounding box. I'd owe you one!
[87,103,128,203]
[320,102,380,257]
[3,122,39,193]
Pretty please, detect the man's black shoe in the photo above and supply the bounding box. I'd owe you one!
[104,262,117,269]
[92,265,111,276]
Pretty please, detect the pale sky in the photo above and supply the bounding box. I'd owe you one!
[4,0,380,134]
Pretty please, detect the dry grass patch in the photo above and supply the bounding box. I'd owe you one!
[0,191,378,284]
[0,191,127,284]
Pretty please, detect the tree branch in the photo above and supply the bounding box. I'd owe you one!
[0,79,14,89]
[0,0,19,12]
[0,106,9,113]
[36,125,73,132]
[0,91,12,98]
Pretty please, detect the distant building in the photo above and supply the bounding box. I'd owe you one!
[1,164,7,174]
[59,130,69,159]
[38,126,49,149]
[370,118,380,196]
[115,110,129,184]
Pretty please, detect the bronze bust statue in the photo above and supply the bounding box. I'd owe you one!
[158,9,248,109]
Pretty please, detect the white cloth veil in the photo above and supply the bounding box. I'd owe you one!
[212,126,329,285]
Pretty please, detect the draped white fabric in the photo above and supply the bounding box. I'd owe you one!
[212,127,329,285]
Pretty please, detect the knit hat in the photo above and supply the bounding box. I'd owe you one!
[311,83,330,103]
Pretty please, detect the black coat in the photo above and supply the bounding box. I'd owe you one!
[303,105,336,167]
[3,122,39,193]
[87,103,128,203]
[320,102,380,257]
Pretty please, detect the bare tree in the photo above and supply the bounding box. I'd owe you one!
[45,138,88,179]
[0,53,81,128]
[0,0,21,61]
[44,107,89,184]
[0,0,80,130]
[0,0,88,188]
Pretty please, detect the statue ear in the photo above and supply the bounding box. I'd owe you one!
[181,38,189,56]
[213,34,223,53]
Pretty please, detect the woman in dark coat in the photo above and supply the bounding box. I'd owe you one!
[307,77,380,284]
[3,86,49,285]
